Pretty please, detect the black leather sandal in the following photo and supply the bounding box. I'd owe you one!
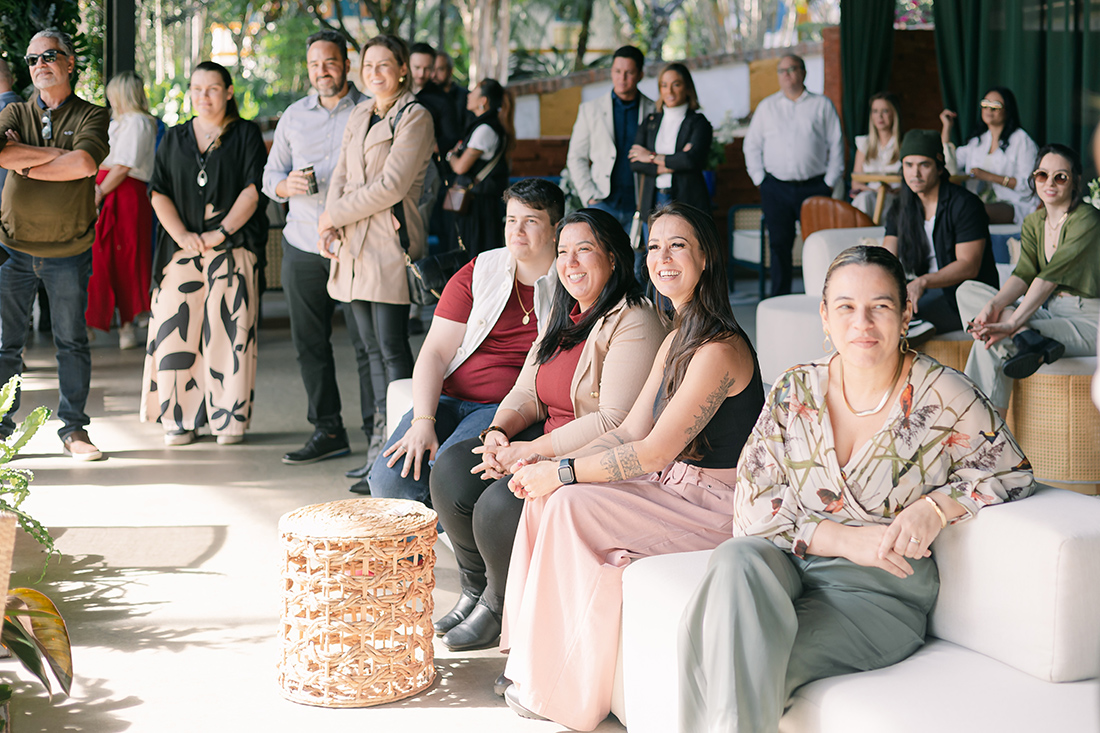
[1003,329,1065,380]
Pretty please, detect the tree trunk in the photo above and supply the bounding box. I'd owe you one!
[573,0,595,73]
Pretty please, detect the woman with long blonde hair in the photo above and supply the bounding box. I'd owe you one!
[850,92,901,218]
[86,71,158,348]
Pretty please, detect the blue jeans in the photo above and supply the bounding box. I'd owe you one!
[367,395,499,505]
[589,199,635,232]
[0,246,92,438]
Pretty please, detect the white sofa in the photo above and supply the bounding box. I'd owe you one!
[613,485,1100,732]
[755,225,1020,385]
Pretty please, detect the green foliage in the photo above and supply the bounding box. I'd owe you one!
[0,377,56,565]
[0,0,100,101]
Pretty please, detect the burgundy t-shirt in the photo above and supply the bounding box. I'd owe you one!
[535,306,588,433]
[434,258,539,404]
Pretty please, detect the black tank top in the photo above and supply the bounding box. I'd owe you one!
[654,355,765,470]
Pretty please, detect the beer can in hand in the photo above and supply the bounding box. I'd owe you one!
[300,165,319,195]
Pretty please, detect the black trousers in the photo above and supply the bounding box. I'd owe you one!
[916,287,964,334]
[430,424,544,614]
[348,299,414,415]
[759,174,832,297]
[281,239,379,435]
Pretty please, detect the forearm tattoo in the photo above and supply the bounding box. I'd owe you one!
[599,444,643,482]
[686,371,735,441]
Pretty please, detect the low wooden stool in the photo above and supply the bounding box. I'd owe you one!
[278,498,438,707]
[1006,357,1100,495]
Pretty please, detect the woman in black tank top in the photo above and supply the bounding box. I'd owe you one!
[496,202,765,730]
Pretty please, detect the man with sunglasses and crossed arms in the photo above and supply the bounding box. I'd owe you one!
[0,29,109,460]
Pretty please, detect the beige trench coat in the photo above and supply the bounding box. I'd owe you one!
[325,90,435,303]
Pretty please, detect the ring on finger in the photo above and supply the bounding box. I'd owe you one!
[908,537,921,544]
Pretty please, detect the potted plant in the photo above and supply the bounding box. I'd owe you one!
[0,376,72,729]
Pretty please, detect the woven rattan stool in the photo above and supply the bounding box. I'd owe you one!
[1006,359,1100,493]
[278,498,438,707]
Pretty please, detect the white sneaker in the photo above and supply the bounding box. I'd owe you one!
[165,429,196,446]
[217,434,244,445]
[118,322,139,350]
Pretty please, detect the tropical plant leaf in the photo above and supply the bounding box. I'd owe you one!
[1,616,53,696]
[0,376,17,422]
[4,406,51,458]
[6,589,73,696]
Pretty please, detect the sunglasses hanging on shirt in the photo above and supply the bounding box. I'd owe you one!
[40,110,52,141]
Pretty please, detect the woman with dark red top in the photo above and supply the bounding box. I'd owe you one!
[351,178,563,496]
[430,208,665,653]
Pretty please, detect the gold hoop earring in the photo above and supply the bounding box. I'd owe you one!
[900,333,910,353]
[823,333,833,353]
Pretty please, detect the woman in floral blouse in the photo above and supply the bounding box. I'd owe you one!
[678,245,1035,733]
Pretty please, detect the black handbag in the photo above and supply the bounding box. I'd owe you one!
[380,101,471,305]
[403,236,469,306]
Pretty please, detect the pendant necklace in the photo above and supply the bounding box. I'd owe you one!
[195,130,218,188]
[837,352,907,417]
[515,279,533,325]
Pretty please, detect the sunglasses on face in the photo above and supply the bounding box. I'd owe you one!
[24,49,67,67]
[979,99,1004,110]
[1032,170,1069,186]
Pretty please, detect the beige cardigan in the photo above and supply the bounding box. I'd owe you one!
[326,90,435,303]
[497,296,666,456]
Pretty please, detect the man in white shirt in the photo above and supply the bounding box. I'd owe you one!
[566,46,655,232]
[743,54,844,296]
[263,30,382,466]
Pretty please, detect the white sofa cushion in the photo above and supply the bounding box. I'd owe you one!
[386,378,414,439]
[616,486,1100,732]
[801,227,885,296]
[755,295,826,385]
[929,486,1100,682]
[780,639,1100,733]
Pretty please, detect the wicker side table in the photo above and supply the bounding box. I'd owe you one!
[278,498,438,707]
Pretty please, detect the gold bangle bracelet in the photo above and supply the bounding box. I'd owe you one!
[1003,175,1011,187]
[924,495,948,529]
[411,415,436,424]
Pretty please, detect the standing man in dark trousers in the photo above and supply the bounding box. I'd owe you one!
[263,30,384,465]
[0,29,109,460]
[743,54,844,296]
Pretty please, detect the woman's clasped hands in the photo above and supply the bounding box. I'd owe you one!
[506,458,562,500]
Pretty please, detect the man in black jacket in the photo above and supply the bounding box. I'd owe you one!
[883,129,999,334]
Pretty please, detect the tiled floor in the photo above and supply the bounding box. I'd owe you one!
[3,279,767,732]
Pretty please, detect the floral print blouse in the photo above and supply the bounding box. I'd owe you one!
[734,353,1035,558]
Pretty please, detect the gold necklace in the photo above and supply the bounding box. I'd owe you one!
[1046,211,1069,230]
[837,352,907,417]
[515,279,533,325]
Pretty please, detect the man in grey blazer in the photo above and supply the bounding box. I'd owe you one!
[566,46,654,232]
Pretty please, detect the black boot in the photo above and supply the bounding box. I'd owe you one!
[433,589,481,636]
[1003,329,1065,379]
[441,600,501,651]
[346,413,387,479]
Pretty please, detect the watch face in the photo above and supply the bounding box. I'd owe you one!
[557,460,574,485]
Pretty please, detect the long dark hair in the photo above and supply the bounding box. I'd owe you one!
[971,86,1022,152]
[192,61,239,150]
[650,202,755,460]
[1028,143,1085,213]
[890,155,947,277]
[536,209,645,365]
